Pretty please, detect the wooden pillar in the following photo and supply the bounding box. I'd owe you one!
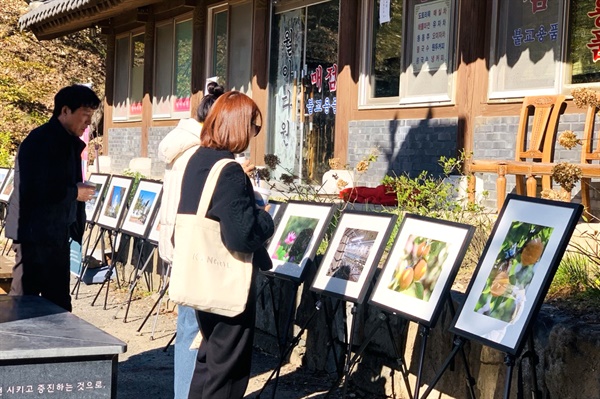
[141,15,156,158]
[250,0,270,166]
[456,0,488,178]
[191,0,207,115]
[335,0,360,165]
[103,31,116,152]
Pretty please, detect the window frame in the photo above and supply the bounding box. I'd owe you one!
[152,13,194,120]
[561,1,600,94]
[487,0,567,100]
[206,3,230,87]
[113,28,145,122]
[358,0,458,109]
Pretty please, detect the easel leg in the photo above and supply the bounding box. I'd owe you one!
[447,299,477,399]
[256,295,322,399]
[385,316,413,399]
[326,302,359,398]
[113,245,155,322]
[420,336,466,399]
[503,353,515,399]
[137,263,171,334]
[270,280,299,399]
[72,225,103,298]
[91,231,121,309]
[414,325,430,399]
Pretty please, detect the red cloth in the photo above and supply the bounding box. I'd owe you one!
[339,185,398,206]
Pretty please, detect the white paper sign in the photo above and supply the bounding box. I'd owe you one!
[379,0,391,24]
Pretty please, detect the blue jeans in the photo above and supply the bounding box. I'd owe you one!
[174,305,199,399]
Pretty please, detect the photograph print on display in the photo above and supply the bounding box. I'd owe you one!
[369,214,474,327]
[120,179,163,238]
[0,169,15,202]
[311,210,397,304]
[0,167,10,197]
[450,194,582,355]
[85,173,110,222]
[96,175,134,230]
[266,201,336,282]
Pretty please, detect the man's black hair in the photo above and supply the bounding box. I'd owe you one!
[52,84,101,118]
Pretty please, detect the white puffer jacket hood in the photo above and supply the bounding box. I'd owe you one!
[157,118,202,263]
[158,118,202,164]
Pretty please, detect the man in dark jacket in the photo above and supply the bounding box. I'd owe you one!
[6,84,100,311]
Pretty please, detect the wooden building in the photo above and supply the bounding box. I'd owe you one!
[19,0,600,210]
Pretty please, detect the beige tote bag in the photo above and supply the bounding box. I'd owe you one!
[170,158,254,317]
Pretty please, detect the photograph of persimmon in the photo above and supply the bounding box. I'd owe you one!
[474,221,553,323]
[387,235,450,301]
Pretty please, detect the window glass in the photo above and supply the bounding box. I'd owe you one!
[212,10,229,85]
[489,0,563,96]
[569,1,600,84]
[174,19,192,113]
[228,2,253,94]
[370,0,402,98]
[360,0,455,105]
[401,0,454,102]
[129,33,145,119]
[154,23,174,117]
[268,0,338,182]
[114,36,129,120]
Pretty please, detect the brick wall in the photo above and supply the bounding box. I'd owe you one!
[107,127,142,174]
[347,118,459,187]
[471,113,593,210]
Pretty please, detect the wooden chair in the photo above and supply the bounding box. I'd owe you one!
[580,100,600,216]
[468,95,566,211]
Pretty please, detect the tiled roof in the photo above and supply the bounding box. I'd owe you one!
[19,0,96,30]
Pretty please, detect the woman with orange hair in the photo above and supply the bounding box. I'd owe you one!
[177,91,274,399]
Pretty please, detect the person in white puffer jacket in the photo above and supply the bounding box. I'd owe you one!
[158,82,224,399]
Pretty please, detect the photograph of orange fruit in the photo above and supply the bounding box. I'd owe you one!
[387,235,449,301]
[474,221,553,323]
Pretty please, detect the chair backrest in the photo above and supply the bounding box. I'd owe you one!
[582,100,600,164]
[515,95,566,163]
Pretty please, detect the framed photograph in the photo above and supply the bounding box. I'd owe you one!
[310,210,397,304]
[265,201,336,283]
[0,167,11,194]
[267,200,287,228]
[120,179,163,238]
[96,175,134,230]
[146,209,161,246]
[450,194,582,355]
[85,173,110,222]
[0,169,15,203]
[369,214,475,327]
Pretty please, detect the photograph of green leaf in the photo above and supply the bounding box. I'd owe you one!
[387,235,450,301]
[474,221,554,323]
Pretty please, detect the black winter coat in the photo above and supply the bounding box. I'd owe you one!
[178,147,274,270]
[5,117,86,245]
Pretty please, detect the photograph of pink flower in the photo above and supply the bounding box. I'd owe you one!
[271,215,319,264]
[266,201,336,283]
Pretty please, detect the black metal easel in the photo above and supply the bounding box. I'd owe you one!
[137,261,171,338]
[417,298,477,399]
[256,288,343,399]
[325,309,413,399]
[90,229,127,309]
[502,333,541,399]
[113,239,157,322]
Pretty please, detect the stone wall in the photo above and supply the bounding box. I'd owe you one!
[253,273,600,398]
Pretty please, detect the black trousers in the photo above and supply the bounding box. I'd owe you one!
[188,286,257,399]
[9,241,72,312]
